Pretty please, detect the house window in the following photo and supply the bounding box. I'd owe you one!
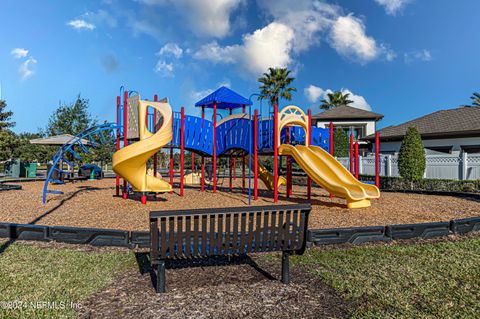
[327,124,366,139]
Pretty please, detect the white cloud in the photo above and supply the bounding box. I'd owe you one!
[67,19,96,30]
[257,0,340,53]
[158,43,183,58]
[304,85,325,103]
[194,22,294,75]
[242,22,294,74]
[19,57,37,80]
[154,60,174,77]
[11,48,29,59]
[305,85,372,111]
[329,14,383,64]
[139,0,242,38]
[192,41,239,63]
[404,49,432,63]
[374,0,412,15]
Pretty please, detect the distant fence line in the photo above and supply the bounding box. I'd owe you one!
[336,153,480,180]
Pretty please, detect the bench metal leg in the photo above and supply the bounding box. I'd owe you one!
[156,260,166,293]
[281,252,290,284]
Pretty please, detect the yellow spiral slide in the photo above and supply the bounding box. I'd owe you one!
[112,99,172,193]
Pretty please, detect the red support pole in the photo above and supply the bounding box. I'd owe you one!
[213,102,217,193]
[350,133,354,174]
[169,148,173,194]
[153,94,158,177]
[329,122,334,199]
[355,142,359,179]
[229,157,233,191]
[242,157,245,191]
[233,157,237,180]
[254,110,258,200]
[329,122,334,156]
[115,95,120,196]
[123,91,128,200]
[307,109,312,199]
[273,103,279,203]
[180,107,185,196]
[286,125,291,199]
[375,132,380,188]
[201,108,205,192]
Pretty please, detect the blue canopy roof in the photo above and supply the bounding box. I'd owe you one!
[195,86,252,109]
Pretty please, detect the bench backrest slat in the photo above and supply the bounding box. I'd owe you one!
[150,204,311,260]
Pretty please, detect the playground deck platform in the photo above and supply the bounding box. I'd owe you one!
[1,179,479,231]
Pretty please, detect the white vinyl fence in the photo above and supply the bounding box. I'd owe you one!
[337,153,480,180]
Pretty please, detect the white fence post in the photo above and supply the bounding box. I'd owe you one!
[386,155,392,177]
[461,152,468,180]
[358,156,363,175]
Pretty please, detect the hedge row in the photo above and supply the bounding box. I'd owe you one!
[360,175,480,193]
[289,172,480,193]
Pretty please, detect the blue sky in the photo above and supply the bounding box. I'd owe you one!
[1,0,479,133]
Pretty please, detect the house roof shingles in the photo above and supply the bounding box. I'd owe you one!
[311,105,384,121]
[364,106,480,141]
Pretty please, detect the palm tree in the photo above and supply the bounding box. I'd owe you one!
[319,91,354,110]
[258,67,296,106]
[471,92,480,107]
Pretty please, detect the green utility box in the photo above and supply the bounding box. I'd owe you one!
[5,159,21,178]
[26,162,37,178]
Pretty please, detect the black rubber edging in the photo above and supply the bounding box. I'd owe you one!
[308,226,390,245]
[1,216,479,248]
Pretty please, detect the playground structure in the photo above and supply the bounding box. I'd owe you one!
[110,86,380,208]
[42,85,380,208]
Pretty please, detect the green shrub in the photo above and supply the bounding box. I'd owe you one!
[333,129,349,157]
[398,127,426,181]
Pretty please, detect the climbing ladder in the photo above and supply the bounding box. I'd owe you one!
[42,123,120,203]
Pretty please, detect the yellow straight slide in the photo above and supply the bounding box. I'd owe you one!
[112,99,172,193]
[244,156,286,191]
[278,144,380,208]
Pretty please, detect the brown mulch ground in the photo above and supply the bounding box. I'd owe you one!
[77,253,349,319]
[0,178,479,231]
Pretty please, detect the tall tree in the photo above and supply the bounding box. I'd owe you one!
[398,127,426,183]
[320,91,354,110]
[0,99,15,131]
[0,131,18,161]
[471,92,480,107]
[46,94,95,136]
[258,67,296,106]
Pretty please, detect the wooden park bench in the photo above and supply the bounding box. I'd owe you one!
[149,204,311,293]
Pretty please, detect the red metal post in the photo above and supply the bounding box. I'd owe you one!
[307,109,312,199]
[375,132,380,188]
[123,91,128,200]
[201,108,205,192]
[329,122,334,156]
[329,122,334,199]
[213,102,217,193]
[350,133,354,174]
[242,157,245,191]
[153,94,158,177]
[253,110,258,200]
[115,95,120,196]
[286,125,291,199]
[355,142,359,179]
[180,107,185,196]
[273,103,279,203]
[233,157,236,180]
[229,157,233,191]
[169,148,173,194]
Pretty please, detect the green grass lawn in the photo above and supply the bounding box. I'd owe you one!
[292,237,480,319]
[0,242,135,319]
